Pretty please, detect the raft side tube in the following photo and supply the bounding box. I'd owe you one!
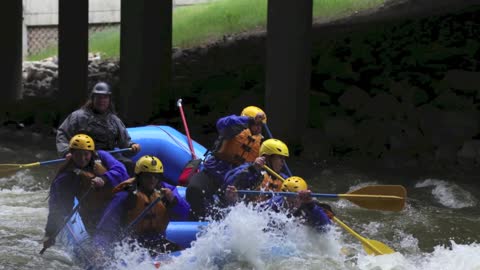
[127,125,208,185]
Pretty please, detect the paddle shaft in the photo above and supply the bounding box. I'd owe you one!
[120,194,180,254]
[236,190,403,200]
[262,164,285,181]
[260,165,405,212]
[332,216,389,255]
[125,196,163,233]
[43,148,131,165]
[177,99,197,159]
[40,186,94,255]
[263,162,397,255]
[262,123,293,177]
[7,148,132,171]
[237,190,333,197]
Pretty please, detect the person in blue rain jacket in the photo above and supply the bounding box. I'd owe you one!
[223,138,290,203]
[186,106,266,220]
[43,134,129,251]
[226,176,332,232]
[94,155,190,255]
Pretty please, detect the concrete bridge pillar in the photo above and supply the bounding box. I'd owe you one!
[0,0,23,110]
[58,0,89,113]
[265,0,313,147]
[119,0,173,125]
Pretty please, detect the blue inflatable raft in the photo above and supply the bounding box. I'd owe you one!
[60,125,208,267]
[128,125,207,185]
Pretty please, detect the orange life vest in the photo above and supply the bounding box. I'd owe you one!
[251,172,283,202]
[126,191,169,235]
[258,172,283,192]
[215,128,262,166]
[76,161,112,234]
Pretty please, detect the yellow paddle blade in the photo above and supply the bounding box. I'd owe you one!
[343,185,407,212]
[0,162,40,175]
[332,217,396,256]
[362,239,396,255]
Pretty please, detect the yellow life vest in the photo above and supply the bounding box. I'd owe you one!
[215,129,262,166]
[126,191,169,235]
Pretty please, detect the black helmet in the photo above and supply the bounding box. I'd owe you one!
[91,82,112,95]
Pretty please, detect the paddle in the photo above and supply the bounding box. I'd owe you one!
[261,165,406,212]
[332,216,395,255]
[261,166,399,255]
[125,196,163,233]
[177,98,197,160]
[177,98,202,186]
[236,185,406,212]
[0,148,132,175]
[40,185,94,255]
[121,193,182,252]
[262,123,293,177]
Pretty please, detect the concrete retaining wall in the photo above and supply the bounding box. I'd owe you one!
[23,0,120,26]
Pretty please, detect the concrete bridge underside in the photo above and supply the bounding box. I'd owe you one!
[1,0,479,144]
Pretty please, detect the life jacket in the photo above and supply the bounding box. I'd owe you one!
[83,109,119,150]
[214,128,261,166]
[113,177,136,193]
[76,160,112,233]
[126,191,169,235]
[252,172,283,202]
[258,171,283,192]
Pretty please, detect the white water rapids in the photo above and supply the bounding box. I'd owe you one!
[0,135,479,270]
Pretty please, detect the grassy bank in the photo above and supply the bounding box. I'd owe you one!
[28,0,385,61]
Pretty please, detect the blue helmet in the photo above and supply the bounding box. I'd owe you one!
[91,82,111,96]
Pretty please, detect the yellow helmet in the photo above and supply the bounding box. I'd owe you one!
[241,106,267,123]
[259,139,289,157]
[134,155,164,175]
[69,134,95,151]
[281,176,308,192]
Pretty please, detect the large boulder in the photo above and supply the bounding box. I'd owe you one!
[418,105,479,147]
[324,117,356,140]
[431,91,474,111]
[323,116,356,153]
[338,86,370,111]
[353,119,389,157]
[457,140,480,166]
[356,93,401,120]
[300,128,331,160]
[443,69,480,93]
[435,144,459,165]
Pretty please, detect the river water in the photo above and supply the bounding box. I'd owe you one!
[0,128,479,270]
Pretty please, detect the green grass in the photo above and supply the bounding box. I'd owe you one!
[89,28,121,59]
[30,45,58,61]
[28,0,385,61]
